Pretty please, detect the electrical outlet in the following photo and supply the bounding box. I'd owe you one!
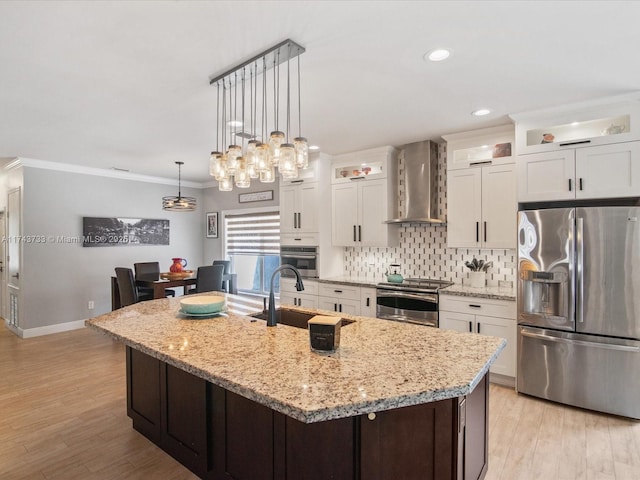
[88,300,94,310]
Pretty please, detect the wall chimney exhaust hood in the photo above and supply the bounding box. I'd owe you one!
[385,140,444,224]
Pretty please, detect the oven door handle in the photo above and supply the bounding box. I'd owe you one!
[281,254,317,259]
[376,291,437,302]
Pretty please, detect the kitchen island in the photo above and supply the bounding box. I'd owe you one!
[86,294,505,480]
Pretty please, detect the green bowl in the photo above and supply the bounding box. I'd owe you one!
[180,295,226,314]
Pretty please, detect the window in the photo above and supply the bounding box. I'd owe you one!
[224,211,280,295]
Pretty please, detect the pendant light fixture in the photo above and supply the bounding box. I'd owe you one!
[162,161,196,211]
[208,39,309,192]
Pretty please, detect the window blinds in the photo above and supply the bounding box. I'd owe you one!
[224,211,280,255]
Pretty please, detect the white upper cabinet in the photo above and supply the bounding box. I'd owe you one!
[331,146,399,247]
[444,125,515,171]
[512,100,640,156]
[280,181,319,234]
[512,94,640,202]
[444,125,517,249]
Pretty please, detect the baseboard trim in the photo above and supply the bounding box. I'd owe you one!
[489,372,515,388]
[14,319,87,338]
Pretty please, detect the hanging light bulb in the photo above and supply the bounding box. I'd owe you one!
[214,154,228,181]
[226,144,241,173]
[234,157,251,188]
[268,131,284,166]
[245,139,259,178]
[259,164,276,183]
[209,151,221,176]
[279,143,298,179]
[218,174,233,191]
[294,137,308,169]
[255,143,270,173]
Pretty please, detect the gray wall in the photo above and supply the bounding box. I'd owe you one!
[202,180,280,262]
[20,167,204,329]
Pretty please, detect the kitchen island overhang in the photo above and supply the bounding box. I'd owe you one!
[86,294,505,479]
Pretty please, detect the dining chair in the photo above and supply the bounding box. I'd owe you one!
[213,260,231,291]
[134,261,175,297]
[115,267,153,307]
[194,264,225,293]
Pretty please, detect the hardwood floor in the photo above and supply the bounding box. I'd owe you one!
[2,324,640,479]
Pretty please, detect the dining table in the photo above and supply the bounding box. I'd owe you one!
[111,272,238,310]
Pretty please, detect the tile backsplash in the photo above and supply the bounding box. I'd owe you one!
[343,142,517,286]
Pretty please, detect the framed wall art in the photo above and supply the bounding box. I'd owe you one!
[82,217,169,247]
[206,212,218,238]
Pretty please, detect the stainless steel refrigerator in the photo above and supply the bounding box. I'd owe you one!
[517,205,640,419]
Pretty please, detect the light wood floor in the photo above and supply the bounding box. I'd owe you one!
[2,325,640,480]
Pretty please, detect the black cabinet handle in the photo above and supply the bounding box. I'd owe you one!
[469,304,481,309]
[579,178,583,191]
[353,225,356,242]
[334,289,343,293]
[484,221,487,242]
[469,160,492,167]
[294,212,297,229]
[477,322,481,334]
[476,222,479,242]
[298,212,301,228]
[468,321,473,332]
[569,179,573,191]
[366,298,370,307]
[334,303,338,311]
[559,140,591,147]
[339,304,343,312]
[291,179,304,184]
[358,225,362,242]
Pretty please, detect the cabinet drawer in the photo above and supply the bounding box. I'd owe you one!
[318,283,361,301]
[439,295,516,319]
[280,232,319,246]
[281,278,318,295]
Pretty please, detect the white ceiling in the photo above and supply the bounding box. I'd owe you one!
[1,1,639,183]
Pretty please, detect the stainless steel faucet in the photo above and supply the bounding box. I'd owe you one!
[267,264,304,327]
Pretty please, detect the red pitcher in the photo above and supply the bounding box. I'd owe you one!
[170,258,188,273]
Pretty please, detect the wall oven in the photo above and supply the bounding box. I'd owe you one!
[376,279,453,327]
[280,246,318,278]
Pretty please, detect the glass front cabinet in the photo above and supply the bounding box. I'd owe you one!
[511,94,640,202]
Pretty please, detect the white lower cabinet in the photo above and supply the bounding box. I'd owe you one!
[280,278,318,308]
[318,283,361,315]
[281,280,378,318]
[439,295,516,379]
[360,287,377,318]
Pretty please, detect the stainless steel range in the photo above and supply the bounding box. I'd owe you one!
[376,278,453,327]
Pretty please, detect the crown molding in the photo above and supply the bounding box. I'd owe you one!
[3,157,205,189]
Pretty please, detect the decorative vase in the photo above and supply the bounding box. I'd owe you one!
[469,271,485,288]
[170,258,187,273]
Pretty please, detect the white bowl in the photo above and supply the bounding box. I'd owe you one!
[180,295,226,314]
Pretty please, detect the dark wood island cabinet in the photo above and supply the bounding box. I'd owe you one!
[126,346,488,480]
[87,298,502,480]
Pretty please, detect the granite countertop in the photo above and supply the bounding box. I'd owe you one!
[440,284,516,301]
[85,294,505,424]
[317,276,380,288]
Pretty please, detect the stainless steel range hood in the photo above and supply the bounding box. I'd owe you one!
[385,140,444,224]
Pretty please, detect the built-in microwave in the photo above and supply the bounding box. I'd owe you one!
[280,246,318,278]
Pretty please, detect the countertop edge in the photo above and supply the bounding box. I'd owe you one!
[85,314,505,424]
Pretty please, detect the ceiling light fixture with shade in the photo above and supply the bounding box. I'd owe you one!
[208,39,310,192]
[162,161,197,211]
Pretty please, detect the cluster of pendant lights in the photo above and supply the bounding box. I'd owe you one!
[209,40,309,191]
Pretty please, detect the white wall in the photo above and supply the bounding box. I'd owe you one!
[19,166,203,331]
[202,180,280,262]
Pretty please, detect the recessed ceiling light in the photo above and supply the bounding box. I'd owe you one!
[471,109,491,117]
[425,49,451,62]
[226,120,243,128]
[571,121,580,126]
[309,145,320,151]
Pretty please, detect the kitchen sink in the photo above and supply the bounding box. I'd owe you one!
[249,308,354,329]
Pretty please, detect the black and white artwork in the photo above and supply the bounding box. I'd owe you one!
[82,217,170,247]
